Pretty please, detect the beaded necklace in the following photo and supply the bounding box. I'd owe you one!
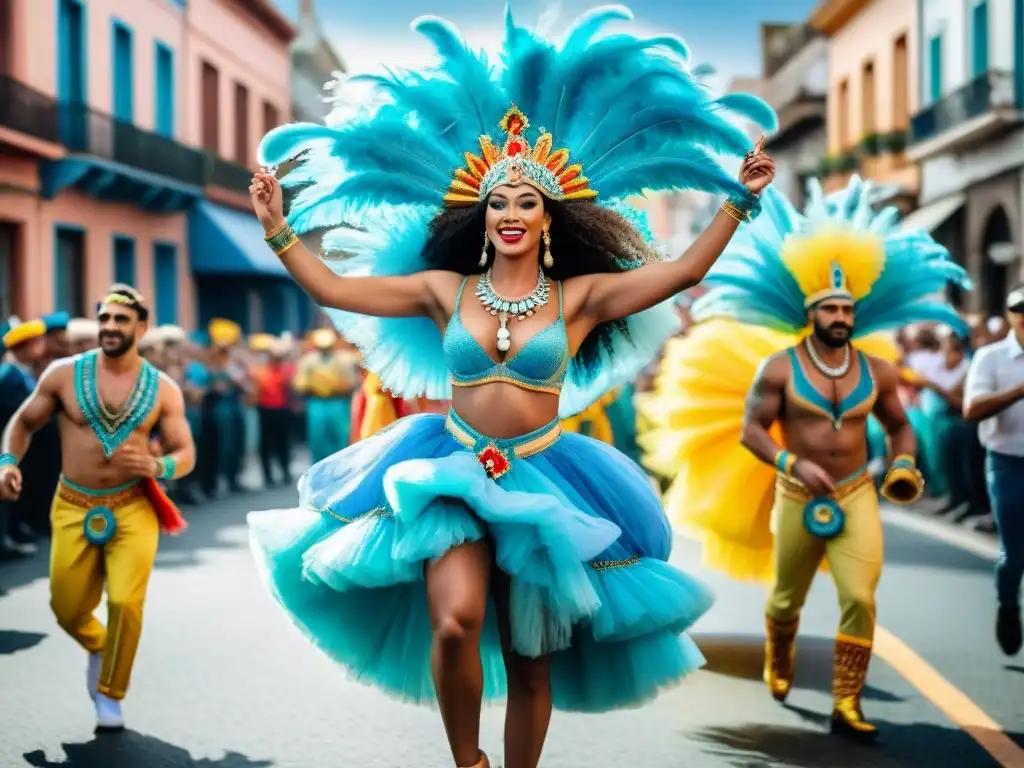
[74,350,160,457]
[475,267,550,353]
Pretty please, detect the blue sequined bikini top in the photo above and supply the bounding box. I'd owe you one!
[443,276,569,395]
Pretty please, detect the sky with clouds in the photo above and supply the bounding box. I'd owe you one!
[273,1,819,94]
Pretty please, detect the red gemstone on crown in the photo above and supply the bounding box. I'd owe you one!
[508,141,524,156]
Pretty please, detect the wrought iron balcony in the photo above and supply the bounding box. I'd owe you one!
[909,70,1021,160]
[0,74,61,145]
[1,73,254,197]
[205,153,253,194]
[59,102,207,187]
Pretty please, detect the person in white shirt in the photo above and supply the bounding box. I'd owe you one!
[963,285,1024,656]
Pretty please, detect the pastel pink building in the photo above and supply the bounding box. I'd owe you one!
[0,0,308,334]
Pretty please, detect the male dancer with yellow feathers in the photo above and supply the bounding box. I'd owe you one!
[640,177,968,739]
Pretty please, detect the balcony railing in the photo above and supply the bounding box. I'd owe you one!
[0,74,253,195]
[0,73,61,144]
[910,69,1018,145]
[59,103,207,188]
[205,153,253,193]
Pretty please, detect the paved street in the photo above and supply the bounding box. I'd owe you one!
[1,479,1022,768]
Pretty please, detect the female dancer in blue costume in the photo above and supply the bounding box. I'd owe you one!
[247,8,776,767]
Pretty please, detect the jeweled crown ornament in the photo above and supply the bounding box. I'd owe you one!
[443,105,598,206]
[803,259,853,309]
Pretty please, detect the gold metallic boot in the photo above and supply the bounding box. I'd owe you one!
[763,616,799,702]
[830,635,878,740]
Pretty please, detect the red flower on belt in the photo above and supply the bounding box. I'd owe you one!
[477,443,511,480]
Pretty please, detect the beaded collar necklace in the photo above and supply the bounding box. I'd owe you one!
[74,350,160,457]
[476,267,550,353]
[804,336,850,379]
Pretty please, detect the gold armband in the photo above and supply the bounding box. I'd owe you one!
[880,454,924,505]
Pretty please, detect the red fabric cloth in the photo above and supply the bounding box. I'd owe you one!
[350,389,367,445]
[253,363,293,409]
[142,478,187,535]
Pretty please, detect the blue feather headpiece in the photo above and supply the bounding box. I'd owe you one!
[693,176,971,338]
[256,5,777,415]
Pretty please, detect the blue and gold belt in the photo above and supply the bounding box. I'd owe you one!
[58,477,145,546]
[444,410,562,480]
[777,467,871,540]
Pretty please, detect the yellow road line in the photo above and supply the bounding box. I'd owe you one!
[874,625,1024,767]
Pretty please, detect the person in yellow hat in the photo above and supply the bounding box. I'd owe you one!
[292,328,360,463]
[0,316,49,557]
[205,319,250,492]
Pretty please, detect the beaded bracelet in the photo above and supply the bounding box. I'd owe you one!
[774,449,798,475]
[265,222,299,256]
[158,456,176,481]
[0,452,16,469]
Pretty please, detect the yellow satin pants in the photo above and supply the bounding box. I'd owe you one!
[49,480,160,700]
[765,472,883,642]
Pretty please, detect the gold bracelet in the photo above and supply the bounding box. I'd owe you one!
[720,202,747,223]
[272,233,299,256]
[263,221,289,240]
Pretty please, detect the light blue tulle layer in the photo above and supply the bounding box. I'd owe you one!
[248,411,714,712]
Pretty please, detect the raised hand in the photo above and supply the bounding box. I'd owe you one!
[0,465,22,501]
[249,168,285,231]
[739,135,776,195]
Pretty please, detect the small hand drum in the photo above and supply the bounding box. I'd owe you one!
[802,497,845,539]
[83,506,117,546]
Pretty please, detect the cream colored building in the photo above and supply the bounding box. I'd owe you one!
[812,0,919,211]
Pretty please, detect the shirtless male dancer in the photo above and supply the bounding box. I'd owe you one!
[0,285,195,730]
[740,293,922,739]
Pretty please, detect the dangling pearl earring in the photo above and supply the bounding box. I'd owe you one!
[479,232,490,268]
[542,229,554,269]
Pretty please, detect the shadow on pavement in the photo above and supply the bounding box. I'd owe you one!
[0,629,46,655]
[696,633,903,703]
[692,708,1011,768]
[1005,664,1024,675]
[151,485,298,572]
[881,523,994,574]
[0,483,300,592]
[23,731,273,768]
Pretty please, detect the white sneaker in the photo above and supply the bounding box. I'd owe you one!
[95,692,124,730]
[87,653,102,702]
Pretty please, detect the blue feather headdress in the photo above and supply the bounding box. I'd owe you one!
[257,5,776,415]
[693,176,971,338]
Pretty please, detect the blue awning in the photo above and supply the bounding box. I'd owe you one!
[188,201,289,277]
[39,155,203,212]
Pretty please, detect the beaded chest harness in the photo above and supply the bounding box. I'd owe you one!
[74,350,160,457]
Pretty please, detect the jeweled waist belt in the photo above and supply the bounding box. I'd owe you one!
[444,410,562,459]
[777,466,872,503]
[57,477,146,510]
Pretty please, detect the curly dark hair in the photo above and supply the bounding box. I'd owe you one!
[421,198,658,367]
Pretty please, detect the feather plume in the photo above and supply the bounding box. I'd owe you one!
[695,178,967,338]
[262,5,774,412]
